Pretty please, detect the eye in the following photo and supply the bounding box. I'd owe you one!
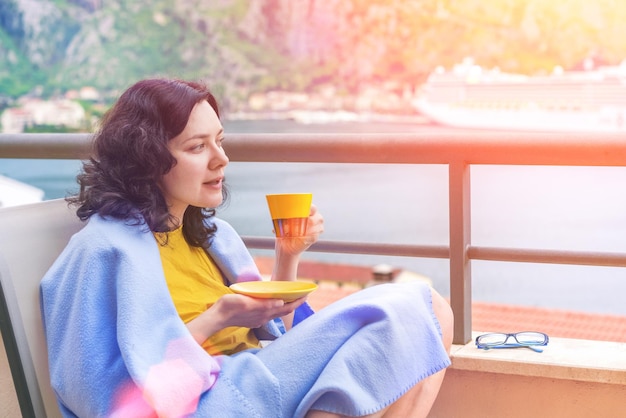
[189,142,205,152]
[217,136,225,147]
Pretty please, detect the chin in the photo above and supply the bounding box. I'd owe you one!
[199,197,224,209]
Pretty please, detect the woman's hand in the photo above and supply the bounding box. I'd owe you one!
[186,294,307,344]
[213,294,306,328]
[269,205,323,329]
[275,204,324,257]
[271,205,324,284]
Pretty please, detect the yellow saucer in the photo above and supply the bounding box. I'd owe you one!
[229,280,318,302]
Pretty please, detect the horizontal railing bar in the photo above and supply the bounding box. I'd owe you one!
[3,132,626,166]
[242,237,451,258]
[245,237,626,268]
[469,246,626,267]
[226,132,626,166]
[4,131,626,344]
[0,133,91,159]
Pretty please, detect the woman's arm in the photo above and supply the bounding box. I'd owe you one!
[186,206,323,342]
[185,293,306,345]
[271,204,324,329]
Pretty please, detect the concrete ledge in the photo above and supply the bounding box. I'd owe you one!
[450,332,626,385]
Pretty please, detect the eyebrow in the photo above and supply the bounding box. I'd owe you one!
[182,128,224,143]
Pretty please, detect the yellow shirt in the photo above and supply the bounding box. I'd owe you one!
[154,227,260,355]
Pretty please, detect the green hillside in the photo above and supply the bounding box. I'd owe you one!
[1,0,626,109]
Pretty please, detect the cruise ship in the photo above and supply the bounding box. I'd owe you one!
[413,58,626,132]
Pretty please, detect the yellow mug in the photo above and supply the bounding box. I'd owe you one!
[266,193,313,237]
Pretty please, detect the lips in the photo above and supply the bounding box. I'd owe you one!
[204,177,223,186]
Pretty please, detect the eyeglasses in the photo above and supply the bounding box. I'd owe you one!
[475,332,549,353]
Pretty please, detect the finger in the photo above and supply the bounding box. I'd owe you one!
[275,297,307,315]
[241,296,284,311]
[286,296,307,309]
[262,298,285,309]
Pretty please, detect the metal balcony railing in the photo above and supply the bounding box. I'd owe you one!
[3,131,626,344]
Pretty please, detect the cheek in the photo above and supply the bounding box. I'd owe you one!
[162,155,207,190]
[164,163,201,192]
[166,160,189,179]
[161,168,186,196]
[158,177,174,200]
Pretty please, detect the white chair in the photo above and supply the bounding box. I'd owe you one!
[0,199,84,418]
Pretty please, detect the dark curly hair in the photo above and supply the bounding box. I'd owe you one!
[68,78,228,249]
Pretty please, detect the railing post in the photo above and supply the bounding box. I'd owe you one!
[449,161,472,344]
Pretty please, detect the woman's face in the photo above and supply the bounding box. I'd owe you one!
[160,100,229,225]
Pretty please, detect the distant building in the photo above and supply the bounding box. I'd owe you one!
[65,86,101,101]
[1,108,34,133]
[79,86,100,101]
[1,99,86,133]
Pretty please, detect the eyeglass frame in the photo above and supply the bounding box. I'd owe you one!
[475,331,549,353]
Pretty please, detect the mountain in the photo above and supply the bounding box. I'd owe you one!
[2,0,626,110]
[1,0,308,108]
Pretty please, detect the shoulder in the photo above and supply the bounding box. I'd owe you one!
[68,214,155,255]
[42,215,159,287]
[210,217,247,247]
[211,217,236,233]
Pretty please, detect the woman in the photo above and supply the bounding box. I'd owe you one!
[40,78,453,417]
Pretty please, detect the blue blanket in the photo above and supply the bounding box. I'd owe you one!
[40,214,312,417]
[41,214,451,417]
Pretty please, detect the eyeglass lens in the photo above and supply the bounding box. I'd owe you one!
[515,332,547,344]
[478,332,547,346]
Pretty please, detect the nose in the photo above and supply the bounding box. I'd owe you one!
[209,146,229,170]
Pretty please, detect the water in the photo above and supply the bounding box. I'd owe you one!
[2,119,626,316]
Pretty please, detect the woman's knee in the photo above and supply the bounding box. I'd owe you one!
[430,288,454,352]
